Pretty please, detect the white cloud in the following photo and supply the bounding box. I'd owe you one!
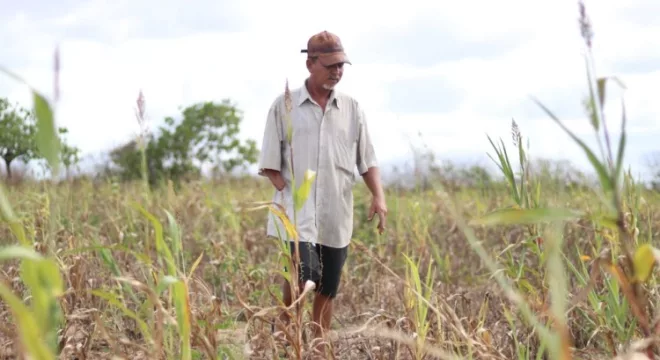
[1,0,659,181]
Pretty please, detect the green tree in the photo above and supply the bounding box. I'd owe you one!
[0,98,36,179]
[110,99,258,184]
[0,97,81,179]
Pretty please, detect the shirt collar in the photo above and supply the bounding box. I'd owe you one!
[298,79,340,109]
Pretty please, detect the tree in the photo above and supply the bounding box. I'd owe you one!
[0,97,81,179]
[0,98,37,179]
[110,99,258,185]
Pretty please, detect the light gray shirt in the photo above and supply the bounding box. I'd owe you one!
[258,81,378,249]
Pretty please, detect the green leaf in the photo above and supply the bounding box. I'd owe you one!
[172,279,192,360]
[156,275,181,296]
[586,213,619,230]
[36,258,65,297]
[614,103,627,186]
[0,65,28,84]
[531,97,613,195]
[614,93,629,187]
[0,243,63,358]
[293,169,316,212]
[33,92,61,175]
[585,56,599,132]
[470,207,583,226]
[16,257,64,355]
[633,243,660,283]
[0,184,29,246]
[165,210,184,270]
[132,202,176,275]
[0,245,44,262]
[597,76,627,109]
[92,289,152,342]
[486,135,520,205]
[0,282,55,360]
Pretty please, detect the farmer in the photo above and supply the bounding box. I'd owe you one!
[258,30,387,346]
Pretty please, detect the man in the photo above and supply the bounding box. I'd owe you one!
[258,30,387,348]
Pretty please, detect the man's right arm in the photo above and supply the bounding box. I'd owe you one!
[258,98,285,191]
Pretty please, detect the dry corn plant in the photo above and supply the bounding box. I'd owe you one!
[242,79,320,359]
[347,241,501,360]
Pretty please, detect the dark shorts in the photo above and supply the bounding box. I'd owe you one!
[285,241,348,299]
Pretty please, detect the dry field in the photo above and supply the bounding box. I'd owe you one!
[1,2,659,359]
[0,160,659,360]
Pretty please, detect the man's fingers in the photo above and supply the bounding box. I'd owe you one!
[378,211,386,233]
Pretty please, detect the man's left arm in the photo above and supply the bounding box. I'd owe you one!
[356,105,387,234]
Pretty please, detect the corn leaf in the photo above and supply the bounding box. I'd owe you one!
[470,207,582,226]
[92,289,153,342]
[0,245,44,261]
[133,202,177,275]
[165,210,184,270]
[614,99,627,185]
[245,203,298,241]
[0,282,54,360]
[633,243,660,283]
[0,184,29,246]
[294,169,316,212]
[187,251,204,280]
[172,279,192,360]
[33,92,61,175]
[532,97,613,196]
[596,76,626,109]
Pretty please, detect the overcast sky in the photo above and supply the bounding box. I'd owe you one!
[1,0,659,180]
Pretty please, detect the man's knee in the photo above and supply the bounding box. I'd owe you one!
[316,279,341,299]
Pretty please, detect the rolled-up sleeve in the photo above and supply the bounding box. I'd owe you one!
[258,98,283,176]
[355,104,378,175]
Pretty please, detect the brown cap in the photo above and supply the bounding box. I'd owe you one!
[301,31,351,66]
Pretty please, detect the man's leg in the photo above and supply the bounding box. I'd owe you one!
[277,241,321,327]
[312,244,348,339]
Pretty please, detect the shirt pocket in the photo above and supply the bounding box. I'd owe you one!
[333,132,357,184]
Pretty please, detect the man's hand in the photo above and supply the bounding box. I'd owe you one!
[368,195,387,234]
[362,167,387,234]
[261,168,286,191]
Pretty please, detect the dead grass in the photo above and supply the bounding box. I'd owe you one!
[0,175,656,359]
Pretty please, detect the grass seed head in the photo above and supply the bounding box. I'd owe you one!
[578,0,594,49]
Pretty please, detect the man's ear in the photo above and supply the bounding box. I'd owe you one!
[306,57,319,71]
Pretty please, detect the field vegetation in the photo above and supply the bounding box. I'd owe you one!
[1,1,660,359]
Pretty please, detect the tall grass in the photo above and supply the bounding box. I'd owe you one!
[0,1,658,359]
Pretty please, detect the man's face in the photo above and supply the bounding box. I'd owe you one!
[308,58,344,90]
